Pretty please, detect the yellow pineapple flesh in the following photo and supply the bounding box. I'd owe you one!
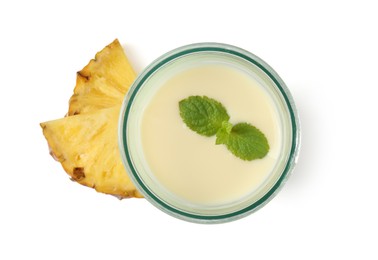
[68,39,136,116]
[41,106,143,198]
[41,39,142,198]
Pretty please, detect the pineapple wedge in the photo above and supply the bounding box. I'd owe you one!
[68,39,136,115]
[41,106,143,198]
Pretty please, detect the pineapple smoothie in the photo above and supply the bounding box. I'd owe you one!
[119,43,299,223]
[141,64,281,206]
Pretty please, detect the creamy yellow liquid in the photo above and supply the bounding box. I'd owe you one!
[141,64,282,206]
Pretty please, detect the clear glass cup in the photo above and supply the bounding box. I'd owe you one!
[119,43,300,223]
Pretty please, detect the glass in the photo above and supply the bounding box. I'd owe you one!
[118,43,300,223]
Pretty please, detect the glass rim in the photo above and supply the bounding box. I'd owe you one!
[119,42,301,224]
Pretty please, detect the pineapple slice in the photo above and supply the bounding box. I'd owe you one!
[41,106,143,198]
[68,39,136,115]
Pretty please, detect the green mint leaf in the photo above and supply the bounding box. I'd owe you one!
[217,122,270,161]
[179,96,230,136]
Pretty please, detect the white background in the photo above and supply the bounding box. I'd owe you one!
[1,0,377,259]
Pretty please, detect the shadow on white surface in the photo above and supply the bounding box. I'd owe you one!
[279,85,324,197]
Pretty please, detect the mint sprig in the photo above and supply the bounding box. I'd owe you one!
[179,96,269,161]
